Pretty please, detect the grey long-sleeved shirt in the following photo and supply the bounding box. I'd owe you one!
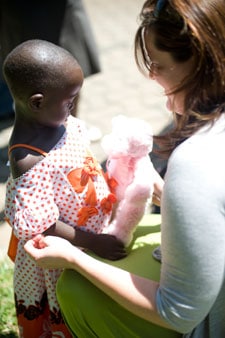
[157,115,225,338]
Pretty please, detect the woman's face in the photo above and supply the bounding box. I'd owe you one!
[145,31,194,114]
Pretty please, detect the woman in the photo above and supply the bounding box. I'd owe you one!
[24,0,225,337]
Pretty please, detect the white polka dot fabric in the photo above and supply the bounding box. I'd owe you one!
[5,116,112,313]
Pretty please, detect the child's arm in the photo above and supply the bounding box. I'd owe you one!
[43,220,127,261]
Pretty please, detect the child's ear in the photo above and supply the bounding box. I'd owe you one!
[28,93,44,110]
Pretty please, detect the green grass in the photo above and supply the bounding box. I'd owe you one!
[0,256,18,337]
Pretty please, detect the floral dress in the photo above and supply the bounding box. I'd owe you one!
[5,116,114,338]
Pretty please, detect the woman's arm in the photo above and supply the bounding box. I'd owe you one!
[24,235,172,330]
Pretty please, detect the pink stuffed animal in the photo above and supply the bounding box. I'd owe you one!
[102,115,154,246]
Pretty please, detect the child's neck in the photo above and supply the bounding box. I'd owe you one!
[10,120,66,153]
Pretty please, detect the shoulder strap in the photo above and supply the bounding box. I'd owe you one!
[8,144,48,157]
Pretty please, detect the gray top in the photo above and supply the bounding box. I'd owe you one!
[157,115,225,338]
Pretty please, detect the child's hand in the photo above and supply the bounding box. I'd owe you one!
[89,233,127,261]
[31,234,46,248]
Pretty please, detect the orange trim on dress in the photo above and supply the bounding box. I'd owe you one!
[8,143,48,157]
[7,144,47,262]
[5,217,18,262]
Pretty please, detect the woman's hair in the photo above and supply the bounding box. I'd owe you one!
[135,0,225,156]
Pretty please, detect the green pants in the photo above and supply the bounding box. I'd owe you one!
[56,214,182,338]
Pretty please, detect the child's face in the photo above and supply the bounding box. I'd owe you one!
[36,66,83,128]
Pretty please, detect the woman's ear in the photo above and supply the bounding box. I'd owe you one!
[28,93,44,110]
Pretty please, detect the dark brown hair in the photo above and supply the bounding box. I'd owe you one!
[135,0,225,156]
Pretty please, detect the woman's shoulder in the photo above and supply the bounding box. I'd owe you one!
[170,116,225,167]
[166,117,225,192]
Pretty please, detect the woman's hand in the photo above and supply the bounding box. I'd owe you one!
[24,234,79,269]
[24,232,127,271]
[152,168,164,207]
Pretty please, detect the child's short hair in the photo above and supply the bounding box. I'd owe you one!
[3,39,81,99]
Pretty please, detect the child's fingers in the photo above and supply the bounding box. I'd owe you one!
[24,239,42,258]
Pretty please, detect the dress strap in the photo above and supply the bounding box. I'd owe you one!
[8,144,48,157]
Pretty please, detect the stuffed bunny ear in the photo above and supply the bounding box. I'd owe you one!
[101,114,153,157]
[101,134,112,155]
[101,114,129,156]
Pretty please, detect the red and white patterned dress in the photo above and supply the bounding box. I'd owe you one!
[5,116,114,337]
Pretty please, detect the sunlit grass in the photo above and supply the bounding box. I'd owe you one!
[0,256,18,337]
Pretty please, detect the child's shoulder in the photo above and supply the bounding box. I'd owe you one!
[9,123,66,178]
[9,146,45,179]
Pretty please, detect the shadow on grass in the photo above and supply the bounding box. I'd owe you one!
[0,333,18,338]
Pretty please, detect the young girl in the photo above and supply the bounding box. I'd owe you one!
[25,1,225,337]
[3,39,126,337]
